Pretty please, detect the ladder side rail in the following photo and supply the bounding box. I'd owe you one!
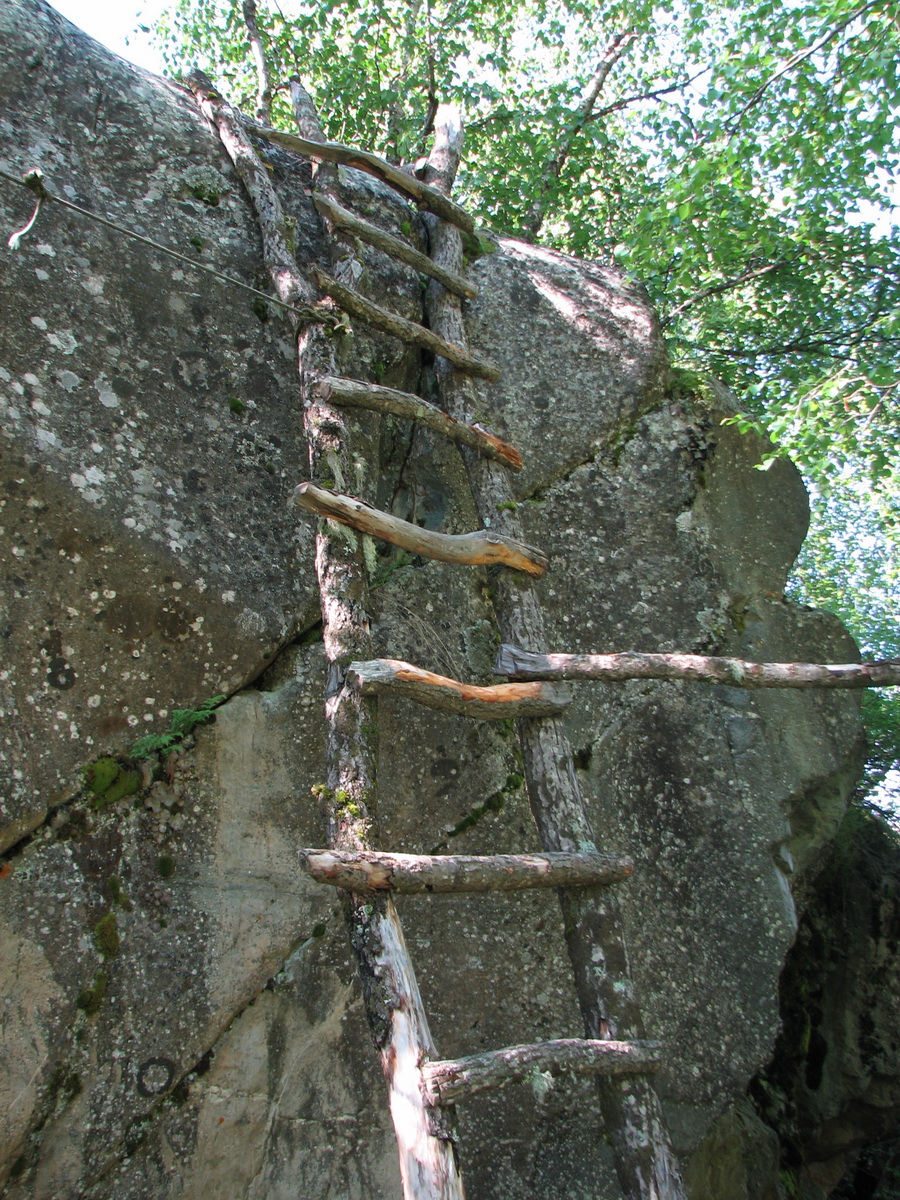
[188,71,466,1200]
[422,106,686,1200]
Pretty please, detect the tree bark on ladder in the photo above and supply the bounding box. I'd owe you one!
[187,71,465,1200]
[422,106,686,1200]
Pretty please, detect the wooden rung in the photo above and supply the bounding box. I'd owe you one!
[313,376,521,470]
[312,267,501,381]
[422,1039,663,1105]
[314,195,478,300]
[495,644,900,689]
[346,659,571,719]
[243,118,476,234]
[298,849,633,893]
[292,482,547,576]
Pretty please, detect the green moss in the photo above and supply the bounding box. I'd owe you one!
[82,757,141,809]
[76,971,108,1016]
[497,500,518,512]
[251,297,269,322]
[228,396,246,415]
[156,855,176,879]
[608,422,639,468]
[372,360,386,383]
[188,236,204,253]
[727,596,751,633]
[188,183,220,206]
[93,913,120,960]
[106,875,133,911]
[399,220,413,237]
[462,228,498,259]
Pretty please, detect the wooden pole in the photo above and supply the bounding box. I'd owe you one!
[187,71,466,1200]
[497,644,900,688]
[299,849,634,893]
[291,482,547,576]
[423,106,686,1200]
[422,1039,662,1105]
[313,375,522,469]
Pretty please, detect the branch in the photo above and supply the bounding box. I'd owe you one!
[586,68,710,121]
[346,659,572,719]
[522,30,637,238]
[726,0,881,129]
[299,848,633,893]
[662,258,788,324]
[241,0,273,124]
[496,645,900,689]
[291,482,548,575]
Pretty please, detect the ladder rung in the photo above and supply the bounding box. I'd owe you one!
[422,1038,663,1105]
[313,195,478,300]
[298,849,633,893]
[496,643,900,689]
[314,375,522,470]
[243,118,476,234]
[312,267,501,381]
[292,482,547,576]
[347,659,571,719]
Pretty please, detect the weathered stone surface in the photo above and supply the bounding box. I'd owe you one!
[0,3,872,1199]
[0,0,421,847]
[464,238,669,499]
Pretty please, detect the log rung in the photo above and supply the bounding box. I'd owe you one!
[291,482,547,576]
[495,644,900,689]
[314,195,478,300]
[422,1038,663,1105]
[298,848,633,893]
[347,658,571,719]
[314,375,522,470]
[242,118,476,234]
[312,267,501,381]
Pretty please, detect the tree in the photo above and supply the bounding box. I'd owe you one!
[151,0,900,804]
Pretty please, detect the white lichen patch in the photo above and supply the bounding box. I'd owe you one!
[94,375,120,409]
[56,370,81,392]
[45,329,77,354]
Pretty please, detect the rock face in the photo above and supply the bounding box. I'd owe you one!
[0,3,874,1198]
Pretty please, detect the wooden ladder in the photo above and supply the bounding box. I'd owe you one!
[189,74,684,1200]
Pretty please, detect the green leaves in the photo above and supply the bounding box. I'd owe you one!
[130,694,226,758]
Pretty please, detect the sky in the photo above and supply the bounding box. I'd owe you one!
[48,0,169,74]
